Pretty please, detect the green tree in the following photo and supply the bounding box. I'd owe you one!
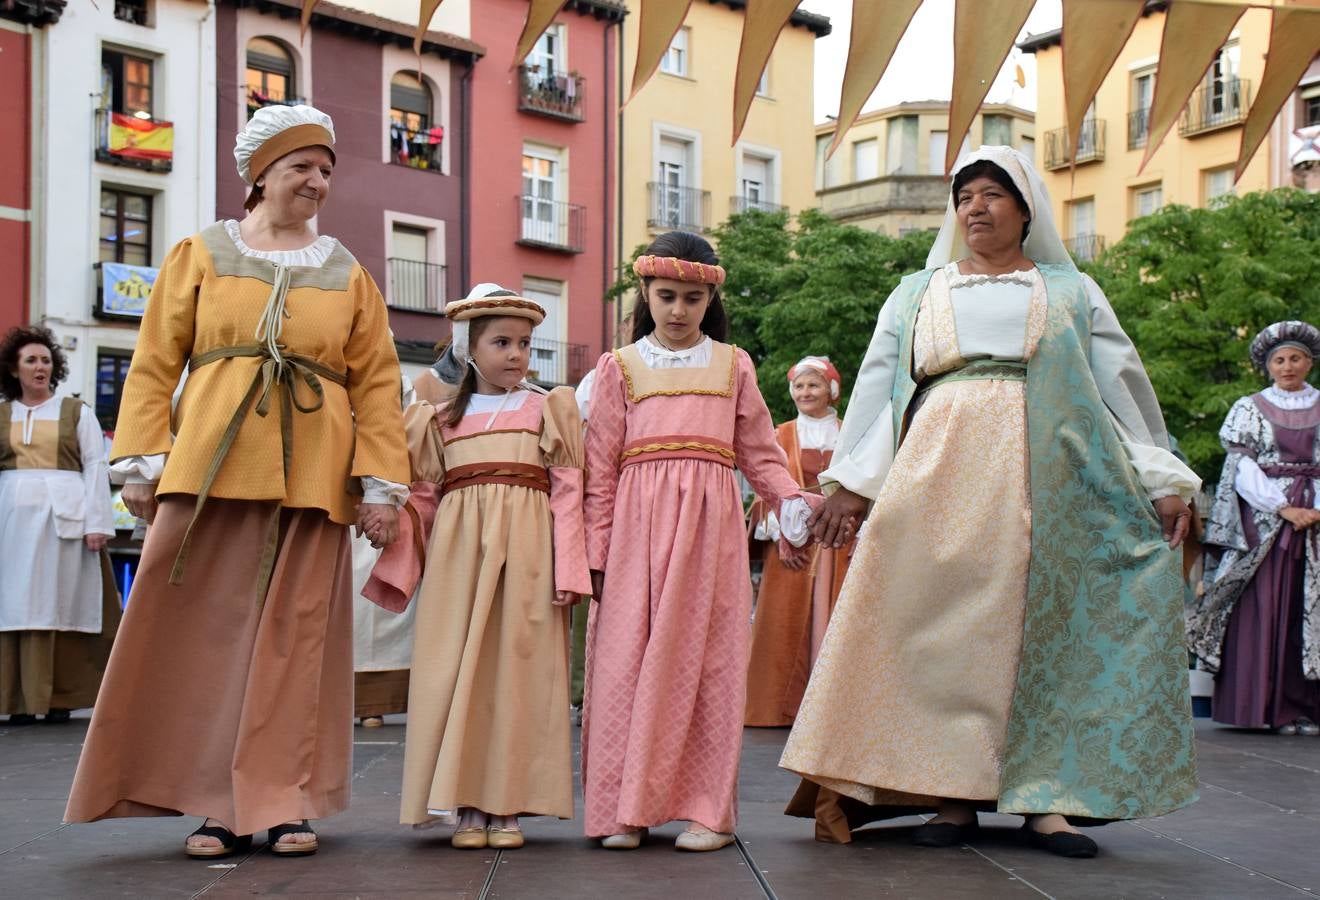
[608,209,934,422]
[1087,189,1320,481]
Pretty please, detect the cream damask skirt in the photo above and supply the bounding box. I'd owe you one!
[781,378,1031,807]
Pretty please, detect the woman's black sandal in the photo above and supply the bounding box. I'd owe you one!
[185,823,253,859]
[267,820,319,856]
[1021,821,1098,858]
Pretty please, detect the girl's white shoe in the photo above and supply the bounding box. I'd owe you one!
[675,825,735,852]
[600,828,647,850]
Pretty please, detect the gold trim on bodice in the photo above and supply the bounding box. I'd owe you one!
[613,341,737,401]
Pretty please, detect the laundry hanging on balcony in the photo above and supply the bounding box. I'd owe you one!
[390,122,443,167]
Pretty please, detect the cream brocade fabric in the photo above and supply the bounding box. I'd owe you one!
[782,271,1046,806]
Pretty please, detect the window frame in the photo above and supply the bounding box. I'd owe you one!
[852,137,879,182]
[95,348,135,432]
[660,27,690,77]
[246,37,296,112]
[101,47,154,117]
[99,187,154,267]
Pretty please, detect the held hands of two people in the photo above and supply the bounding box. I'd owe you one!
[355,502,400,550]
[808,488,868,549]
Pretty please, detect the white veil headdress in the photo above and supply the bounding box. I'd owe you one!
[926,145,1074,271]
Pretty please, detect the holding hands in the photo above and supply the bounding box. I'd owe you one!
[808,488,867,549]
[356,502,400,549]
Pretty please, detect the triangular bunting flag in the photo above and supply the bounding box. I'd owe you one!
[1236,7,1320,180]
[731,0,801,144]
[1060,0,1146,166]
[946,0,1034,173]
[628,0,696,103]
[514,0,570,69]
[827,0,923,157]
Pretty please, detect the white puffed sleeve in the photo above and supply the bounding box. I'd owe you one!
[1233,456,1289,513]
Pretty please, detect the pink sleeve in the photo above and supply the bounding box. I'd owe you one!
[540,387,592,596]
[584,353,627,572]
[549,468,592,595]
[732,349,810,511]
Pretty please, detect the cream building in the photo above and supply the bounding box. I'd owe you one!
[619,0,829,256]
[1020,1,1319,261]
[814,101,1035,235]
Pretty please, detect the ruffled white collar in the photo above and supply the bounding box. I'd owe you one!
[1263,383,1320,409]
[945,262,1038,288]
[223,219,337,268]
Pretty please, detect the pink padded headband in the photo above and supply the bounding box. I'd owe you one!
[633,255,727,285]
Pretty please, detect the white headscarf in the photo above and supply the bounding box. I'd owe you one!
[926,145,1074,271]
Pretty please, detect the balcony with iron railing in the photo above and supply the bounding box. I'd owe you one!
[730,195,788,215]
[388,120,443,173]
[517,196,586,253]
[387,258,446,313]
[1043,119,1106,171]
[247,88,308,119]
[518,66,585,122]
[1180,78,1251,137]
[647,182,711,232]
[528,337,589,387]
[114,0,148,25]
[1128,107,1150,151]
[94,108,173,172]
[1065,233,1107,263]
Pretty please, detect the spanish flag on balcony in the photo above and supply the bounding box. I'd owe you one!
[108,113,174,161]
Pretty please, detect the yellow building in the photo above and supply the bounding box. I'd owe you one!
[619,0,829,256]
[1019,1,1307,262]
[814,101,1035,235]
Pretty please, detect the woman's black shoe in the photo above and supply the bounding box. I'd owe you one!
[912,819,979,847]
[185,823,253,859]
[1021,822,1098,858]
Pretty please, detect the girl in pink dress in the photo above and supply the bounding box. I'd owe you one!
[582,232,815,851]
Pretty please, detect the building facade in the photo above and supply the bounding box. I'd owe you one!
[466,0,625,384]
[814,101,1035,235]
[0,0,66,335]
[18,0,215,426]
[1020,1,1316,261]
[618,0,829,330]
[216,0,483,381]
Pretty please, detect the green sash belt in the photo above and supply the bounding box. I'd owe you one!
[915,359,1027,396]
[168,343,348,599]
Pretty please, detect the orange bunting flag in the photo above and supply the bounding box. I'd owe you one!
[1060,0,1146,168]
[946,0,1034,173]
[300,0,318,40]
[731,0,802,144]
[827,0,923,158]
[108,113,174,161]
[628,0,696,102]
[514,0,571,68]
[1236,7,1320,180]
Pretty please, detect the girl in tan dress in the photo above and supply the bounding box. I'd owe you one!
[397,285,590,850]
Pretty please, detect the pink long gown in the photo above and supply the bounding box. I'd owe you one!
[581,339,804,837]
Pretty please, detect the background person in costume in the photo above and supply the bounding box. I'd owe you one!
[1191,321,1320,737]
[395,285,589,851]
[64,105,410,859]
[780,146,1200,859]
[354,375,419,729]
[744,356,852,728]
[581,232,817,852]
[0,326,119,725]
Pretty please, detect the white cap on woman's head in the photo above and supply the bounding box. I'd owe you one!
[234,104,336,186]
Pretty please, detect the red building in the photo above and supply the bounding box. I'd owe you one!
[0,0,64,333]
[468,0,625,386]
[215,0,483,366]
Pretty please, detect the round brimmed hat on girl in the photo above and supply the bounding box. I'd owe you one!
[432,283,546,386]
[234,104,336,207]
[788,355,842,400]
[1250,320,1320,372]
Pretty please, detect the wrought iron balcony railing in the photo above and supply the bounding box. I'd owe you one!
[647,182,711,232]
[528,337,589,387]
[247,89,308,119]
[731,195,788,215]
[518,66,586,122]
[1065,233,1107,263]
[387,258,446,313]
[1043,119,1106,171]
[1128,107,1150,151]
[1180,78,1251,137]
[517,196,586,252]
[94,108,173,172]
